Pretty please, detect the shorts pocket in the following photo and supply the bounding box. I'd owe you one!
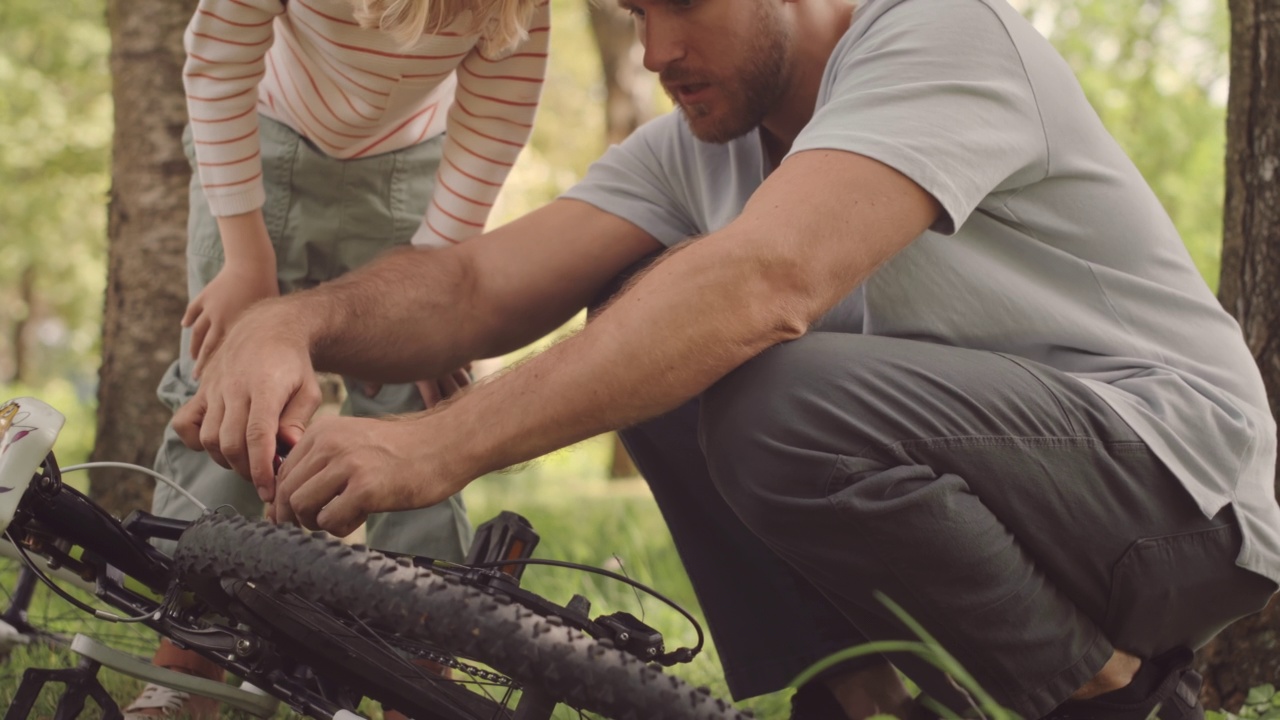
[1104,522,1276,655]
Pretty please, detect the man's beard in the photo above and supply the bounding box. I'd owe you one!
[664,11,791,144]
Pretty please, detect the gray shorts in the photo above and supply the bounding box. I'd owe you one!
[624,333,1276,717]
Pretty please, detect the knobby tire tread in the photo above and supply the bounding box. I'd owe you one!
[174,514,750,720]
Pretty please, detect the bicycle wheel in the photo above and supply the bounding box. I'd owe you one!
[174,514,750,720]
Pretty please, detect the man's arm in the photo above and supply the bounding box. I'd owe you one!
[273,150,943,536]
[175,198,661,489]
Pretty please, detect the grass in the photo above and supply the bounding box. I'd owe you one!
[0,442,792,719]
[10,433,1277,720]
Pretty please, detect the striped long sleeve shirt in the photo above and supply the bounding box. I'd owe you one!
[184,0,550,246]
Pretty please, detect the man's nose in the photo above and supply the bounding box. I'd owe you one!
[640,17,686,73]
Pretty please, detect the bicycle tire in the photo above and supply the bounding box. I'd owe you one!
[174,514,750,720]
[229,579,520,719]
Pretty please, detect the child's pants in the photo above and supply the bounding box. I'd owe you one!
[152,115,472,560]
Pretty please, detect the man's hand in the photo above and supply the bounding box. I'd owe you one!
[174,300,322,500]
[268,414,468,537]
[185,260,280,379]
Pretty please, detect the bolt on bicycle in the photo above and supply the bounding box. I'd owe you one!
[0,396,752,720]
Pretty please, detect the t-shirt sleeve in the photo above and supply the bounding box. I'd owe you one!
[789,0,1048,235]
[560,113,700,247]
[184,0,284,217]
[414,0,550,247]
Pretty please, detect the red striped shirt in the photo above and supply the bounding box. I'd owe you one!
[183,0,549,245]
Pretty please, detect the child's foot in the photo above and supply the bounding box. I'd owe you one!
[122,639,224,719]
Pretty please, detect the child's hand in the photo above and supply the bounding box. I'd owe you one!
[185,261,280,379]
[360,365,473,408]
[415,365,473,408]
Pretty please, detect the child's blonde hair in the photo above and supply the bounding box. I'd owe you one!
[350,0,542,55]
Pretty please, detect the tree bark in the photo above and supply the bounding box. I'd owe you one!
[586,0,655,146]
[92,0,194,517]
[1198,0,1280,709]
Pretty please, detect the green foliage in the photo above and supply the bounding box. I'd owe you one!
[0,0,110,386]
[1212,684,1280,720]
[1013,0,1229,288]
[0,378,97,471]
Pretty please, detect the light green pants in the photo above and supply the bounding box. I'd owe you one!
[153,115,472,560]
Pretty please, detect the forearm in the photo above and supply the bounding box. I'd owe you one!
[442,230,811,482]
[435,150,941,484]
[290,200,652,383]
[251,246,478,382]
[215,211,275,270]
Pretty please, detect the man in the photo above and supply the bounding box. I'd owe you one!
[174,1,1280,718]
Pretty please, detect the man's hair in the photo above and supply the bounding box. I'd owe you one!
[349,0,541,54]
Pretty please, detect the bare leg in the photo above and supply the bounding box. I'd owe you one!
[823,649,1141,720]
[1071,649,1141,700]
[824,660,914,720]
[125,639,223,718]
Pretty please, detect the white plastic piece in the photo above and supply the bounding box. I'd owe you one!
[0,398,65,537]
[0,619,32,652]
[70,634,280,717]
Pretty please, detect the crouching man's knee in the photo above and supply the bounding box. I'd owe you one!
[698,337,859,534]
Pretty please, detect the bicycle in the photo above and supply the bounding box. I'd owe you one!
[0,396,753,720]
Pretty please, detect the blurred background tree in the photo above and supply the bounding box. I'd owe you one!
[587,0,656,146]
[1196,0,1280,705]
[1015,0,1230,286]
[90,0,194,517]
[0,0,112,461]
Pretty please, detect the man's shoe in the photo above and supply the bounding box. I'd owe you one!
[1043,648,1203,720]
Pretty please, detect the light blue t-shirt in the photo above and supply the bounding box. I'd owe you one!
[563,0,1280,582]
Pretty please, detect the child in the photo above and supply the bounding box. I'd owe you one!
[125,0,549,716]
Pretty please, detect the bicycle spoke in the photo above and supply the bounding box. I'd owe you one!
[344,604,513,719]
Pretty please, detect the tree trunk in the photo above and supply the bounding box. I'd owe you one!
[586,0,656,146]
[1198,0,1280,710]
[92,0,194,517]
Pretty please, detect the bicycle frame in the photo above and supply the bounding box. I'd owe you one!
[0,400,366,719]
[0,397,700,720]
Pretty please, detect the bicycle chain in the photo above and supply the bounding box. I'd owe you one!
[387,637,516,687]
